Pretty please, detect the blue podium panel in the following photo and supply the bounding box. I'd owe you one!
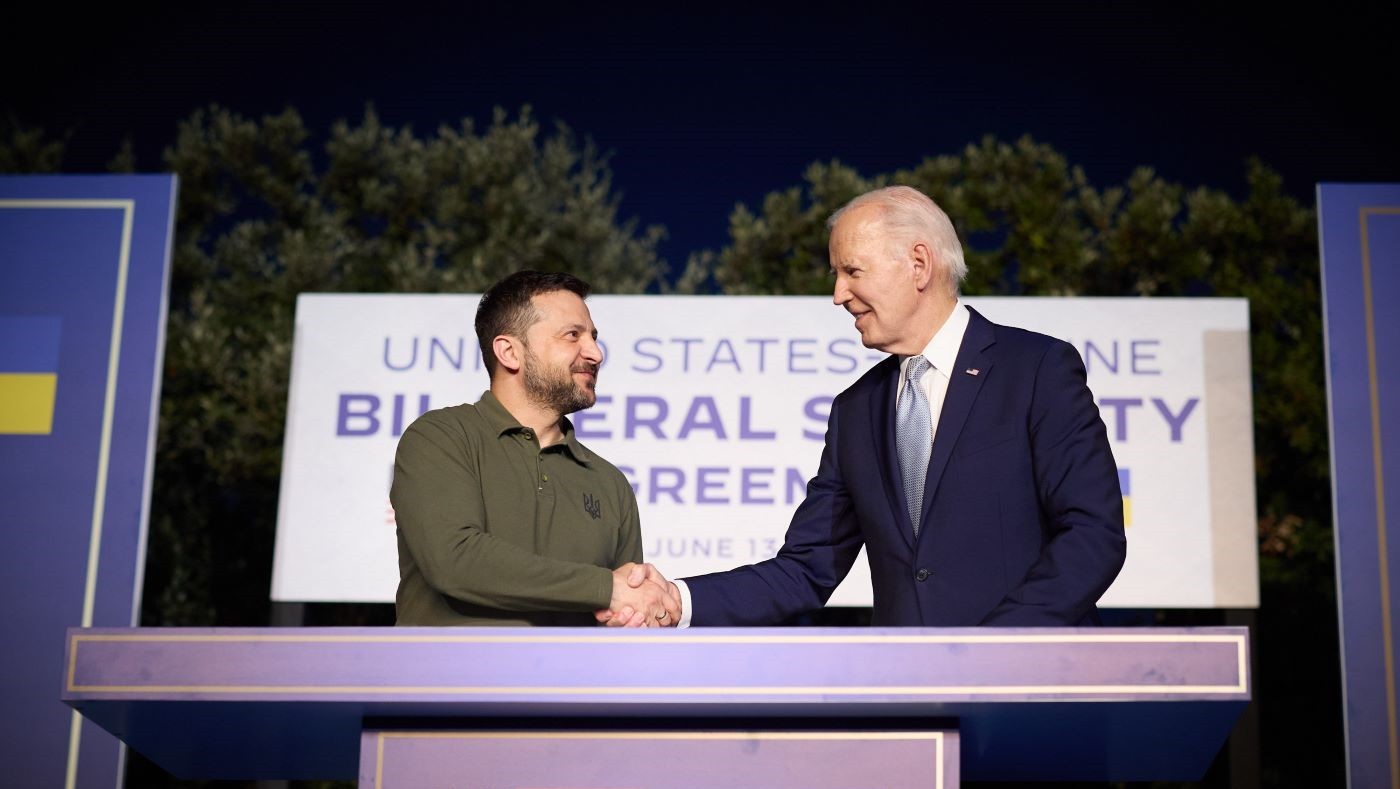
[1,176,176,789]
[1319,183,1400,789]
[64,627,1248,782]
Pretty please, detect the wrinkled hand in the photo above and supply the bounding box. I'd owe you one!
[596,563,681,627]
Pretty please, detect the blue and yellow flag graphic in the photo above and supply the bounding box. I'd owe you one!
[0,317,62,434]
[1118,467,1132,527]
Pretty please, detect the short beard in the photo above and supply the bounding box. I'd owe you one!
[523,347,597,416]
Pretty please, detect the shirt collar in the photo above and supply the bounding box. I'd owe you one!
[557,417,594,465]
[900,300,969,380]
[477,390,593,465]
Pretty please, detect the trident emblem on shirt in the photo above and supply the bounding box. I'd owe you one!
[583,493,602,520]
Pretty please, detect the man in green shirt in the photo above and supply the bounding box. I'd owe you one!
[392,270,677,626]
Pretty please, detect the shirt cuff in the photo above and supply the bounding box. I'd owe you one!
[673,579,694,628]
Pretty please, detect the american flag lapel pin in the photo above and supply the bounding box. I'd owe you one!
[965,368,980,376]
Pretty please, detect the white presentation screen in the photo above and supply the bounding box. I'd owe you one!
[271,295,1257,609]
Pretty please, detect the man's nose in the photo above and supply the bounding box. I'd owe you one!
[832,274,851,305]
[582,335,604,364]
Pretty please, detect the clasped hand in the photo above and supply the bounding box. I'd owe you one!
[597,563,680,627]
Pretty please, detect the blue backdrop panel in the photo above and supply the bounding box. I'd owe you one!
[0,176,176,789]
[1319,183,1400,789]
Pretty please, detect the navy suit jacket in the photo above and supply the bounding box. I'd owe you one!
[686,307,1126,626]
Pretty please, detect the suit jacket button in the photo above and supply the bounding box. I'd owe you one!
[915,568,930,582]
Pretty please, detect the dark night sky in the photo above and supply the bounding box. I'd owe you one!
[8,3,1398,267]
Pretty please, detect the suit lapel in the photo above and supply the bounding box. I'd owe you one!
[917,308,997,538]
[868,357,915,551]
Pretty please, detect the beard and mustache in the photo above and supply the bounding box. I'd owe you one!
[522,345,599,416]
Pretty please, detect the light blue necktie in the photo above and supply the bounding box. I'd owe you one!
[896,356,933,537]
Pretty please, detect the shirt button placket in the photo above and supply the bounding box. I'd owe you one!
[520,429,544,492]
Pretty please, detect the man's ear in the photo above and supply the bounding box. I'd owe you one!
[910,241,937,292]
[493,335,523,374]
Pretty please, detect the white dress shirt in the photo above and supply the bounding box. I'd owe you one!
[671,301,970,627]
[900,300,970,444]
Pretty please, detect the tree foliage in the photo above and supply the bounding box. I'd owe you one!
[0,118,67,172]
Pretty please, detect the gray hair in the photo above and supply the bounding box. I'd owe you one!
[827,185,967,294]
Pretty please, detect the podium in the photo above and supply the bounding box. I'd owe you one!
[63,627,1248,787]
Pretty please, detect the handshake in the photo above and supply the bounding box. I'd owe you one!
[596,563,681,627]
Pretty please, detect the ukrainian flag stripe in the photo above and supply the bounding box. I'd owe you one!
[1118,468,1132,527]
[0,373,58,433]
[0,316,62,372]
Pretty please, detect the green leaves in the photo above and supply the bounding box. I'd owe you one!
[0,118,67,172]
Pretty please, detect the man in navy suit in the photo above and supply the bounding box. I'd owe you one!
[603,185,1125,627]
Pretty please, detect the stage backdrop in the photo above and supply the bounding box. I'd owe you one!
[1319,183,1400,789]
[272,295,1256,610]
[0,176,176,789]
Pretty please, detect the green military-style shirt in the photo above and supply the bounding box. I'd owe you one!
[392,391,642,626]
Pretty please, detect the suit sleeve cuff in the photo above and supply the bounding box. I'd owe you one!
[673,579,694,628]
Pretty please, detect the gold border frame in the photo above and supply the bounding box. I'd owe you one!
[1360,205,1400,788]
